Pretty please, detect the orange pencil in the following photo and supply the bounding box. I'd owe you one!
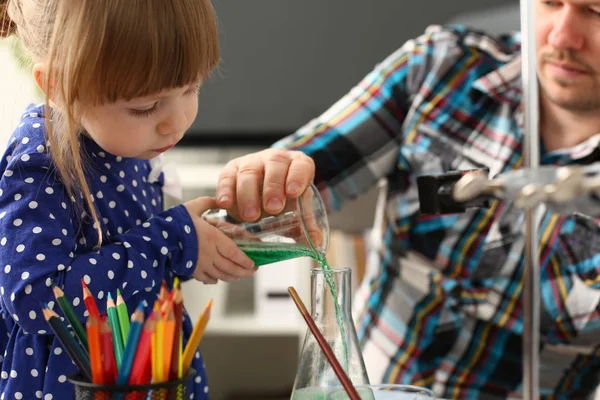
[86,314,104,384]
[169,289,183,380]
[162,309,175,379]
[100,316,118,385]
[82,280,100,319]
[182,299,213,374]
[151,301,162,383]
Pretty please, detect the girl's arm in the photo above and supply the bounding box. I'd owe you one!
[0,146,198,334]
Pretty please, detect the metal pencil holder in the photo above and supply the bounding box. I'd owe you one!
[68,369,195,400]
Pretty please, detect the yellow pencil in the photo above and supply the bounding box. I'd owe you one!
[182,299,213,374]
[151,301,160,383]
[155,312,165,382]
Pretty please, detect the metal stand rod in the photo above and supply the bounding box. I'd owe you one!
[519,0,541,398]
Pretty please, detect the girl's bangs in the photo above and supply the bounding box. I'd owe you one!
[69,0,220,105]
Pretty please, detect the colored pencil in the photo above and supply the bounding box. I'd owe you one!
[116,289,130,347]
[116,303,145,385]
[129,311,155,386]
[43,306,92,381]
[182,299,212,374]
[160,294,173,317]
[107,292,124,370]
[154,312,165,382]
[169,289,183,380]
[86,314,103,384]
[82,280,100,320]
[52,283,88,352]
[162,309,175,380]
[159,280,168,303]
[100,316,118,385]
[43,278,213,394]
[151,301,161,383]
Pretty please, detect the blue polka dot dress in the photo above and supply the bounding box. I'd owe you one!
[0,104,210,399]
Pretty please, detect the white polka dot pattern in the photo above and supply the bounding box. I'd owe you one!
[0,105,205,398]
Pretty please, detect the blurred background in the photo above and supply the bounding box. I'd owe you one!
[0,1,519,398]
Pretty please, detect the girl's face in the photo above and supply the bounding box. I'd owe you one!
[80,82,201,160]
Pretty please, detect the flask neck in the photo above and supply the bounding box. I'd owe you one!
[310,268,352,323]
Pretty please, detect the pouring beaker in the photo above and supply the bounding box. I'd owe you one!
[202,183,329,266]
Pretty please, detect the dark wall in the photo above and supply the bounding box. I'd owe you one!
[189,0,517,144]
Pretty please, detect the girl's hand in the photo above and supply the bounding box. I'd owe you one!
[184,197,256,284]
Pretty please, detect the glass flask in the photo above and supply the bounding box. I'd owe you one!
[291,267,370,399]
[327,384,435,400]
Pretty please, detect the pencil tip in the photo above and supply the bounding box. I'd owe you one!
[117,288,122,297]
[80,279,87,289]
[107,292,113,300]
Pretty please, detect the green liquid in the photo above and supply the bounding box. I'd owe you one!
[290,387,332,400]
[238,242,350,373]
[238,242,317,267]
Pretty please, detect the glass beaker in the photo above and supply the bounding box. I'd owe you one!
[327,385,435,400]
[202,183,329,267]
[291,268,370,399]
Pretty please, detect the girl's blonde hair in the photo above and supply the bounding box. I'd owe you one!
[0,0,220,246]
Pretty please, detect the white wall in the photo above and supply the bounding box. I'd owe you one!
[0,39,39,153]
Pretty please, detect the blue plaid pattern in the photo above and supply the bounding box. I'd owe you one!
[275,25,600,399]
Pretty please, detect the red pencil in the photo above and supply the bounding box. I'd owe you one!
[128,311,155,386]
[100,316,118,384]
[82,280,100,319]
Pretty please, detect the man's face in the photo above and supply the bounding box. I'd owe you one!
[536,0,600,112]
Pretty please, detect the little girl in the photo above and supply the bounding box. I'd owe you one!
[0,0,256,398]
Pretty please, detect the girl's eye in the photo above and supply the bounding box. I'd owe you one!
[128,103,159,117]
[186,84,201,95]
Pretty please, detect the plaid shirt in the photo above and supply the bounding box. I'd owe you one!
[275,25,600,399]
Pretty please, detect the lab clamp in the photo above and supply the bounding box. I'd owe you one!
[417,164,600,216]
[416,162,600,400]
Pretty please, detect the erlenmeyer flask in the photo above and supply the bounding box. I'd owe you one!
[291,267,370,399]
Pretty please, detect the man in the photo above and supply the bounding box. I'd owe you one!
[216,1,600,398]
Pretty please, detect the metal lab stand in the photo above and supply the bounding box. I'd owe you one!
[519,0,540,398]
[448,0,600,396]
[453,1,541,397]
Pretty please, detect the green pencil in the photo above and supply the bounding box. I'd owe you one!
[116,289,130,347]
[52,284,88,353]
[43,306,91,381]
[107,292,124,370]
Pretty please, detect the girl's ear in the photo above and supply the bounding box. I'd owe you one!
[32,63,57,104]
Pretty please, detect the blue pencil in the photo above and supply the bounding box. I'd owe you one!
[113,302,145,400]
[116,303,145,383]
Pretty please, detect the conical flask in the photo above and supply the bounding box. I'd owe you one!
[291,267,370,399]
